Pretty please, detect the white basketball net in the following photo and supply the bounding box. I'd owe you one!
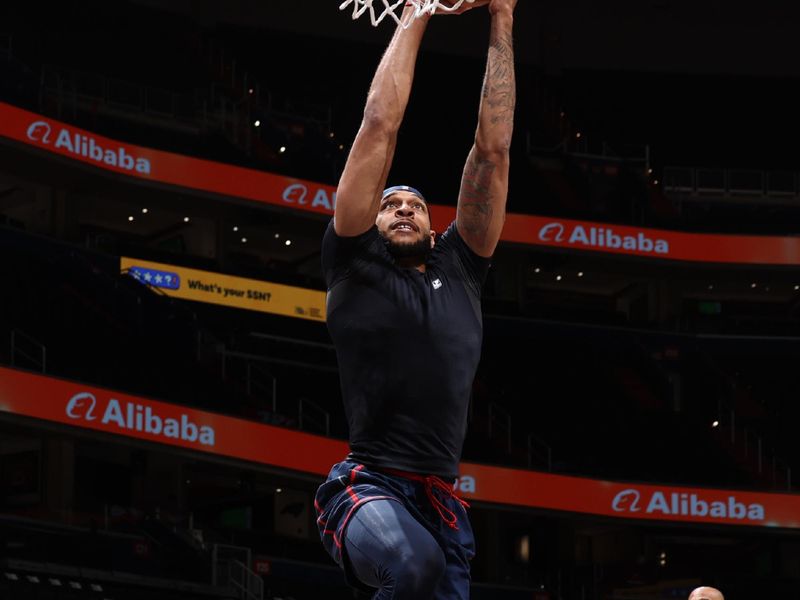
[339,0,476,28]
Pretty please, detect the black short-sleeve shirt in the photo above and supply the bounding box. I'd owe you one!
[322,219,491,480]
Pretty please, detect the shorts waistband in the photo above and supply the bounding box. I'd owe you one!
[374,466,469,530]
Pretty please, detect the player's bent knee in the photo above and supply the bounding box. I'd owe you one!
[389,542,446,598]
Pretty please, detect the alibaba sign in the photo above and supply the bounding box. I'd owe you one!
[3,366,800,529]
[281,182,337,211]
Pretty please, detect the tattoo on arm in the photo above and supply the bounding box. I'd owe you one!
[482,31,515,125]
[459,154,496,238]
[458,18,514,251]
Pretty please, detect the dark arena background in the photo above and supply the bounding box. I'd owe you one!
[2,1,800,599]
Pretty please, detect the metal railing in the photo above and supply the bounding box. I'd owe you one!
[569,139,650,165]
[40,66,195,124]
[219,346,332,436]
[34,50,333,164]
[10,329,46,373]
[299,397,331,436]
[212,543,250,586]
[38,64,272,157]
[526,129,650,167]
[248,331,336,352]
[221,345,338,375]
[717,403,793,490]
[486,400,554,470]
[206,41,333,130]
[212,544,263,600]
[663,166,800,200]
[226,560,263,600]
[527,433,553,471]
[245,362,277,408]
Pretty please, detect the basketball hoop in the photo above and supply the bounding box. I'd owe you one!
[339,0,477,29]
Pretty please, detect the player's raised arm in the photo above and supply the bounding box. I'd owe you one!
[456,0,517,257]
[332,7,431,237]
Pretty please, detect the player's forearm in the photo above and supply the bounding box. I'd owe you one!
[362,8,429,133]
[475,9,515,156]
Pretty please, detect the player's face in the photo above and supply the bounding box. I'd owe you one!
[376,191,434,252]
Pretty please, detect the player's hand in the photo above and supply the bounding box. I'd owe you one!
[489,0,517,15]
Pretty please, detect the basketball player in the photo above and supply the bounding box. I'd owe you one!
[688,587,725,600]
[314,0,518,598]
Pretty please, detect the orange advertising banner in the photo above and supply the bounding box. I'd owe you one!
[0,102,337,216]
[0,366,344,476]
[2,366,799,529]
[3,101,800,265]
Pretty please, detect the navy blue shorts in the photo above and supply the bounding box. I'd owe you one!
[314,460,475,599]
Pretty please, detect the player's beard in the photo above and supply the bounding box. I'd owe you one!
[381,234,432,262]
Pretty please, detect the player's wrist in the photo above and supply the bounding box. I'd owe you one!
[489,6,514,19]
[404,6,432,23]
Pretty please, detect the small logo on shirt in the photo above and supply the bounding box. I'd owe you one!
[432,279,443,290]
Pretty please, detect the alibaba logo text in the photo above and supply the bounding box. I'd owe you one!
[27,121,52,144]
[538,222,565,243]
[66,392,98,421]
[283,183,308,205]
[612,488,641,513]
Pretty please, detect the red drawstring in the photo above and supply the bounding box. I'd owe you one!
[424,475,470,530]
[380,468,470,530]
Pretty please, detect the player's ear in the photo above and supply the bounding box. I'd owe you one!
[429,230,436,248]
